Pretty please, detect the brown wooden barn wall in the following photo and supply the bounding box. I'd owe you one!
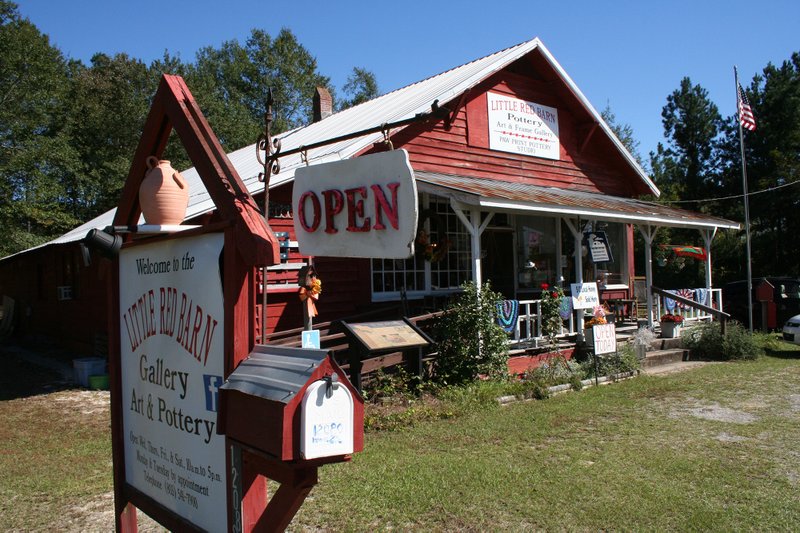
[0,243,111,354]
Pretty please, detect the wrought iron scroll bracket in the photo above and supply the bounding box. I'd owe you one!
[256,88,282,214]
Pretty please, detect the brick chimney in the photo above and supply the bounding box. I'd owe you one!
[313,87,332,122]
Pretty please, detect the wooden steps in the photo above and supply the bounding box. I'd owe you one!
[640,336,689,368]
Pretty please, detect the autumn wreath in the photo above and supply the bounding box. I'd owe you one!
[415,209,451,263]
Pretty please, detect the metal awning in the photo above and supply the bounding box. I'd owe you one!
[414,171,740,231]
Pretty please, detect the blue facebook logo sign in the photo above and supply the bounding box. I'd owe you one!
[203,374,223,412]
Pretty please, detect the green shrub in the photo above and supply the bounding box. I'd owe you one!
[581,344,641,379]
[523,357,584,387]
[684,321,762,360]
[362,367,416,403]
[432,281,509,385]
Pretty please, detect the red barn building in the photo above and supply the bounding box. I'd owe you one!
[0,38,738,354]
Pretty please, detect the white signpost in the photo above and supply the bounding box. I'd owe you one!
[592,323,617,355]
[292,149,418,259]
[571,282,601,310]
[487,92,560,160]
[119,232,226,532]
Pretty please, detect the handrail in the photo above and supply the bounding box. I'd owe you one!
[651,286,730,333]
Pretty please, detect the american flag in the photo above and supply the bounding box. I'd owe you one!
[737,83,757,131]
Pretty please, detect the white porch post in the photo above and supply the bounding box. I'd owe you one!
[701,228,717,306]
[563,218,584,332]
[451,200,492,289]
[555,217,564,286]
[637,225,657,328]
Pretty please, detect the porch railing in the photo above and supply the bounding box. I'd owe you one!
[651,287,724,325]
[651,286,729,332]
[508,287,726,348]
[510,299,577,348]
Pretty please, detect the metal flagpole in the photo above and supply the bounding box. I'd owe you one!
[735,66,754,333]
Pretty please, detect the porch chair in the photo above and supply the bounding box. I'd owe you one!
[630,276,650,324]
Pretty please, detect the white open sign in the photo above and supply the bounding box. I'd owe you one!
[593,323,617,355]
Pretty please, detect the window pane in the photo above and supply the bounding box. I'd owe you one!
[517,216,557,289]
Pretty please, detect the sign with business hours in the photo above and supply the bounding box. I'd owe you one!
[293,149,418,259]
[119,232,226,532]
[592,323,617,355]
[487,92,560,160]
[571,282,600,310]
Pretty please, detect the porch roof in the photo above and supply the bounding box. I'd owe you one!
[414,171,740,231]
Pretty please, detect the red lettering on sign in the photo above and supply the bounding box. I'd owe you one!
[345,187,370,232]
[297,182,404,236]
[372,182,400,230]
[322,189,344,234]
[298,191,321,232]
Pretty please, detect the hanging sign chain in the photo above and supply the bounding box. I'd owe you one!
[381,124,394,151]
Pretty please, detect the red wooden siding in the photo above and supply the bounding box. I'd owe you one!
[259,203,374,335]
[378,65,648,199]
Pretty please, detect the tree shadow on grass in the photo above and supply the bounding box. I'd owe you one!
[764,347,800,360]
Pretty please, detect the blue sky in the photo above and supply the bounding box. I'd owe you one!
[16,0,800,165]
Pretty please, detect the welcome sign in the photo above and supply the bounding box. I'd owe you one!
[487,92,560,160]
[119,232,226,532]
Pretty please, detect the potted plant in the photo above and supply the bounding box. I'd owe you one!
[632,326,656,360]
[660,313,684,338]
[583,305,608,348]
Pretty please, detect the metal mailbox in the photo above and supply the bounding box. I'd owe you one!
[218,344,364,462]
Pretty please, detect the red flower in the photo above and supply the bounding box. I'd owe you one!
[540,283,549,290]
[551,291,559,298]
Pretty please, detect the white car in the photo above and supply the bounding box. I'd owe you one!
[782,314,800,344]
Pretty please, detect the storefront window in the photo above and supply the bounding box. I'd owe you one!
[429,198,471,290]
[372,255,425,294]
[371,196,472,298]
[584,222,627,287]
[559,220,628,288]
[517,216,558,289]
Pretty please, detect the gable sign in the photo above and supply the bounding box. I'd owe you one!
[293,149,418,259]
[487,92,560,160]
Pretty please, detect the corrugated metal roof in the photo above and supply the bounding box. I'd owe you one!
[415,171,740,230]
[17,36,663,256]
[220,345,330,405]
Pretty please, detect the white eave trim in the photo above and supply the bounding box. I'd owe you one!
[478,198,739,230]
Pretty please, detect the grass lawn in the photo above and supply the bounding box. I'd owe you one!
[1,342,799,531]
[292,350,800,531]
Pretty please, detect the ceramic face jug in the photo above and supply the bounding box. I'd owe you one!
[139,156,189,225]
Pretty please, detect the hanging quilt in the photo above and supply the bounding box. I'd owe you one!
[664,290,677,313]
[496,300,520,333]
[694,288,708,306]
[676,288,694,309]
[558,296,573,320]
